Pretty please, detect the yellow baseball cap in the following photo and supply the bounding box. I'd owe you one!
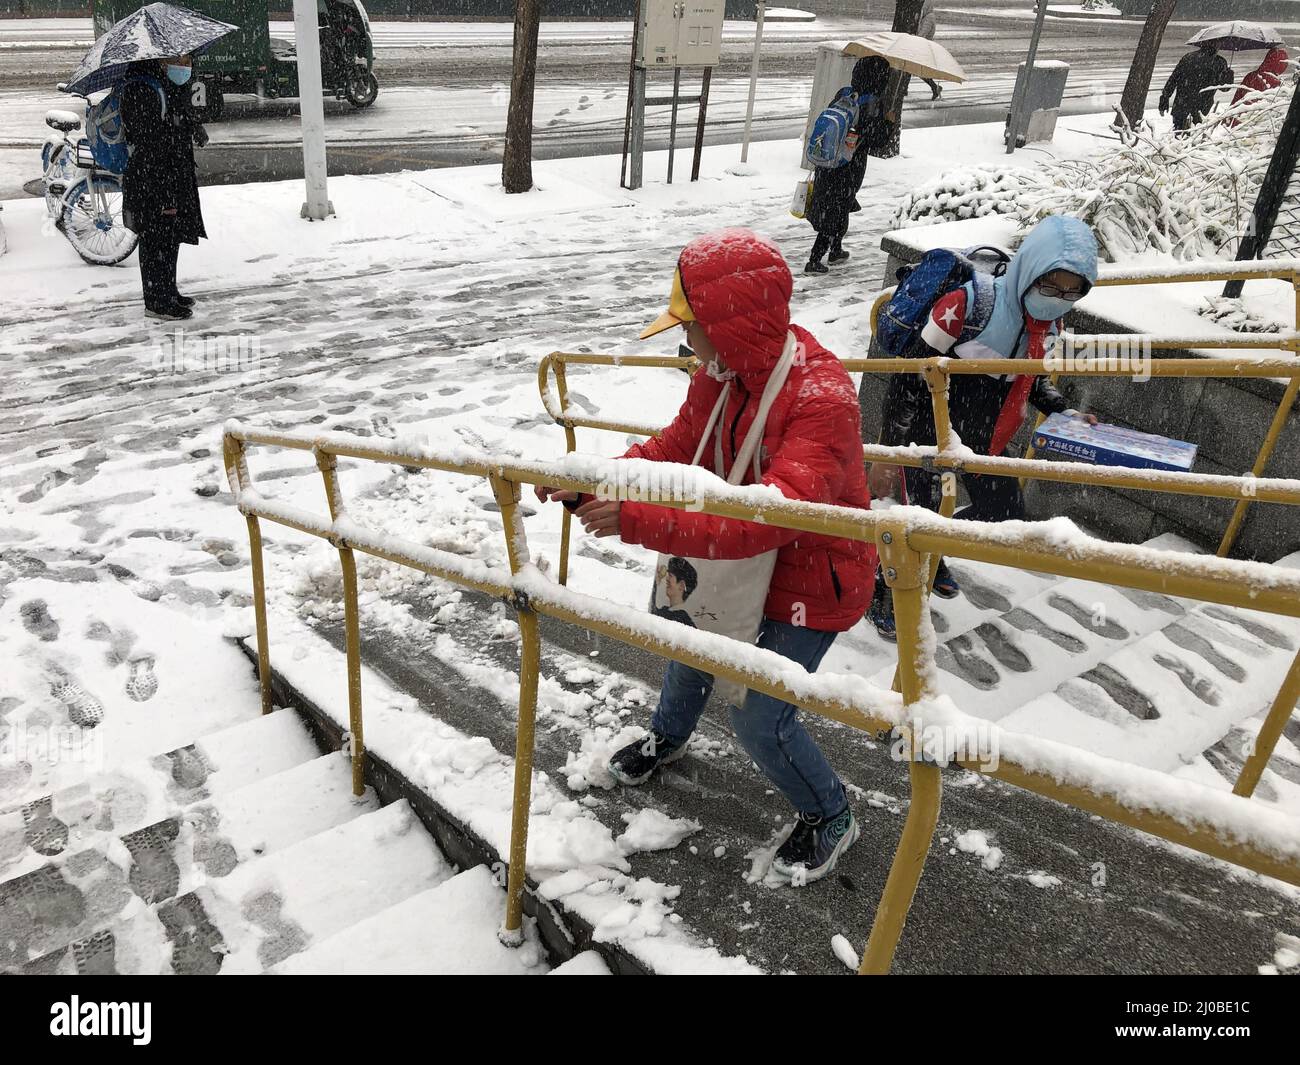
[639,268,695,340]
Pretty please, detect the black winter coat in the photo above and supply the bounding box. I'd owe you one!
[120,74,207,244]
[1160,49,1232,117]
[807,93,892,233]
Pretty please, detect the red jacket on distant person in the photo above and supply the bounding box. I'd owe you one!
[1229,47,1288,123]
[618,229,876,632]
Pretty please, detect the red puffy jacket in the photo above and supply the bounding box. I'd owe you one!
[618,229,876,632]
[1230,48,1288,120]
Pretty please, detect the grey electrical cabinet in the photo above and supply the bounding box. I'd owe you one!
[1008,60,1069,146]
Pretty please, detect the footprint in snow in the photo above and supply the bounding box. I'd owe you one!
[46,664,104,729]
[20,600,60,642]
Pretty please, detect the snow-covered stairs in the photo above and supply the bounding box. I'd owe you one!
[2,706,547,974]
[889,539,1300,812]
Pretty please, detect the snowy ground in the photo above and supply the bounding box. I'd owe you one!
[3,112,1299,973]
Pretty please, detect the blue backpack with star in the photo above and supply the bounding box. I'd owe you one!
[876,245,1010,356]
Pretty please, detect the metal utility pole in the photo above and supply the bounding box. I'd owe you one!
[292,0,332,219]
[503,0,540,194]
[1224,81,1300,298]
[1006,0,1048,153]
[740,0,767,163]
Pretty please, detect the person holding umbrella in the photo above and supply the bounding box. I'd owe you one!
[804,56,894,276]
[1159,41,1233,133]
[60,3,235,318]
[121,52,209,320]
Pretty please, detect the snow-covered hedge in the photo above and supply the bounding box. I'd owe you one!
[1197,294,1287,334]
[892,78,1293,263]
[890,166,1046,230]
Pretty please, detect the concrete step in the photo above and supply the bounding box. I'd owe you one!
[1,707,322,884]
[22,799,451,974]
[274,864,546,975]
[0,750,377,972]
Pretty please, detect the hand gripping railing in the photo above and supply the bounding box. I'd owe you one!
[223,421,1300,974]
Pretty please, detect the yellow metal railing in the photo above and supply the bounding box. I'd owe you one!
[223,422,1300,975]
[541,261,1300,565]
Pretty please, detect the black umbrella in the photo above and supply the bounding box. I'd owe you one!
[63,2,236,97]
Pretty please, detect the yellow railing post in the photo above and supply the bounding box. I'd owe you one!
[223,434,274,716]
[861,516,943,975]
[1217,374,1300,557]
[1234,648,1300,798]
[552,360,578,587]
[245,515,274,716]
[490,472,543,944]
[316,447,367,797]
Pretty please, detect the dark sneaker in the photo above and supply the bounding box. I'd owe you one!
[772,806,860,885]
[145,301,192,321]
[803,260,829,275]
[869,593,896,641]
[829,249,851,264]
[608,730,687,786]
[171,293,196,308]
[932,560,960,599]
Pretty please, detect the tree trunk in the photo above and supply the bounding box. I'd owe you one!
[502,0,541,194]
[877,0,924,158]
[1119,0,1178,127]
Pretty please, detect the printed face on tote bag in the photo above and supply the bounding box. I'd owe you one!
[646,333,797,706]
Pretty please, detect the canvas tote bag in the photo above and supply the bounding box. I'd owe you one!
[647,332,797,705]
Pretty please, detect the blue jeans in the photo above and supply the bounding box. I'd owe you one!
[650,618,847,818]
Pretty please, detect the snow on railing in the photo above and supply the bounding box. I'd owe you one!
[222,420,1300,970]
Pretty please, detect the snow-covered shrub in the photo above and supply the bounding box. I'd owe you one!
[1197,295,1286,333]
[1015,87,1285,261]
[889,166,1046,229]
[893,78,1292,263]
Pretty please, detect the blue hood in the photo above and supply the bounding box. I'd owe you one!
[968,215,1099,358]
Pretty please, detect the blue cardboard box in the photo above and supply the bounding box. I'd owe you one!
[1031,413,1197,472]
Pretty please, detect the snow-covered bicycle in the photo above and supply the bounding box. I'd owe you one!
[40,104,138,267]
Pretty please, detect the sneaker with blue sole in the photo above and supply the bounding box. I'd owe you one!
[772,806,860,885]
[608,730,688,786]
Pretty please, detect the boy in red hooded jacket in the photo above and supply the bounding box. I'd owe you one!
[1228,47,1289,126]
[538,228,875,885]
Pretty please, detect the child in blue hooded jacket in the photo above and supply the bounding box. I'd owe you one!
[867,215,1101,639]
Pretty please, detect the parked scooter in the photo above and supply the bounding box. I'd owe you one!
[40,100,137,266]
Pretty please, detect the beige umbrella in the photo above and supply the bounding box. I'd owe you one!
[842,32,967,83]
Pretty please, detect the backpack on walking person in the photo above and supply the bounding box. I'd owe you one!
[85,76,166,175]
[805,87,862,169]
[876,245,1010,356]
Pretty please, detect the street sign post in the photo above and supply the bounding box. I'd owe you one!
[1006,0,1048,154]
[621,0,723,190]
[292,0,332,219]
[741,0,767,164]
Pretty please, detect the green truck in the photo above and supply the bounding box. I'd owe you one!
[90,0,379,118]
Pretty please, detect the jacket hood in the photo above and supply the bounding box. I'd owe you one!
[678,228,793,387]
[970,215,1099,357]
[1258,47,1289,78]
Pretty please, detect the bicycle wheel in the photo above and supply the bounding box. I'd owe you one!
[62,175,138,266]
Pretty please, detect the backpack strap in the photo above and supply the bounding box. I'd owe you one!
[120,75,167,119]
[959,273,997,342]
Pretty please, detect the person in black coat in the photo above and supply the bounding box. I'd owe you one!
[1159,43,1232,133]
[120,53,209,320]
[804,56,894,275]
